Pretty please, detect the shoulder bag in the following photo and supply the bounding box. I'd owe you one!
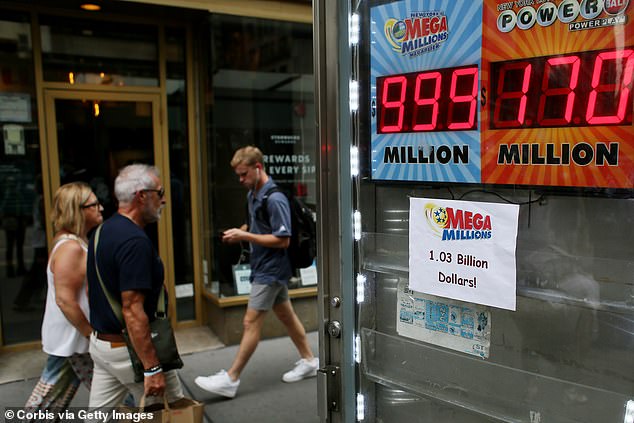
[93,225,183,383]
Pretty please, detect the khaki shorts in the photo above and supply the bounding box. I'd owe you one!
[88,333,183,411]
[248,282,289,310]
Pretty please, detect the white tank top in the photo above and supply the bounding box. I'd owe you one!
[41,235,90,356]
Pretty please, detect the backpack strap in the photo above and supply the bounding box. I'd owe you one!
[256,186,282,225]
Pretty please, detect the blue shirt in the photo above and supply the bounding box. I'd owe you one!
[87,213,165,333]
[247,178,292,284]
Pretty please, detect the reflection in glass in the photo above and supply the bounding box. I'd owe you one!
[40,15,159,87]
[54,99,158,248]
[206,15,316,296]
[0,12,46,345]
[166,28,196,321]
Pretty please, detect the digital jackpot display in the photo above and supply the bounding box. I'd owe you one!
[377,64,480,133]
[490,48,634,129]
[370,0,634,188]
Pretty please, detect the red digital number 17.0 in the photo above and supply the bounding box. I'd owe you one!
[493,48,634,128]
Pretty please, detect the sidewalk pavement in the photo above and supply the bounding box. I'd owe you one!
[0,331,320,423]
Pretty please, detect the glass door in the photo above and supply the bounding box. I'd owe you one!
[45,91,163,214]
[43,90,176,322]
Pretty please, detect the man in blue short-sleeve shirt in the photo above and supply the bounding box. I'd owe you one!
[246,176,292,284]
[195,146,318,399]
[87,164,183,414]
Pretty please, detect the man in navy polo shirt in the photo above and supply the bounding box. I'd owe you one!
[195,146,318,398]
[87,164,183,411]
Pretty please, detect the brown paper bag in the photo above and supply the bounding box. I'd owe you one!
[165,398,204,423]
[118,396,203,423]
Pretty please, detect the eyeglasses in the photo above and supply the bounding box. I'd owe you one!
[141,187,165,198]
[81,200,100,209]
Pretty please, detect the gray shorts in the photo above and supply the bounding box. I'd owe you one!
[248,282,289,311]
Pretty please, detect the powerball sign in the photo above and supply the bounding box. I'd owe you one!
[409,198,519,310]
[480,0,634,188]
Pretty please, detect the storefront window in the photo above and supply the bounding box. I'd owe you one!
[40,15,159,87]
[205,15,315,296]
[0,11,45,345]
[166,27,196,320]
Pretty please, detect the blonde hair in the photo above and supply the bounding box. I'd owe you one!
[51,182,93,235]
[230,146,263,168]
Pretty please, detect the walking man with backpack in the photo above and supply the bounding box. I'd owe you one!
[194,146,318,398]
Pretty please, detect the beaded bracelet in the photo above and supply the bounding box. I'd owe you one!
[143,364,163,377]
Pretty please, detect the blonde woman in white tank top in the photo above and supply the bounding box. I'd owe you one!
[23,182,103,417]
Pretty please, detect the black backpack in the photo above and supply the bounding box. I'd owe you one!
[257,186,316,269]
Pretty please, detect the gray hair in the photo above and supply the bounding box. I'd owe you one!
[114,164,160,204]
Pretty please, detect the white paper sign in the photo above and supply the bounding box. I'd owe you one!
[409,198,519,311]
[175,283,194,298]
[232,264,252,295]
[299,262,318,286]
[3,124,25,155]
[396,280,491,358]
[0,93,31,122]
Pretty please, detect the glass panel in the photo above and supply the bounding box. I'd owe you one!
[0,12,45,345]
[205,15,316,297]
[166,28,196,321]
[359,200,634,420]
[350,1,634,421]
[40,16,158,87]
[54,98,159,247]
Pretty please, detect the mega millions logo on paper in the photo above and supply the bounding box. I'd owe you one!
[383,10,449,57]
[424,203,493,241]
[409,197,519,311]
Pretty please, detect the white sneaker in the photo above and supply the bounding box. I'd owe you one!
[194,370,240,398]
[282,357,319,383]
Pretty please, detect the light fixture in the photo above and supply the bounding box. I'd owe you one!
[68,72,75,85]
[349,13,360,46]
[356,274,366,304]
[349,79,359,112]
[354,334,361,363]
[356,393,365,421]
[93,102,100,117]
[80,3,101,11]
[353,210,362,241]
[625,400,634,423]
[350,146,359,177]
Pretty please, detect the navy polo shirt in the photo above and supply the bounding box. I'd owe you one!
[87,213,165,333]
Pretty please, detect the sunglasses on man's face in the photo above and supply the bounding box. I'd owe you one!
[141,187,165,198]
